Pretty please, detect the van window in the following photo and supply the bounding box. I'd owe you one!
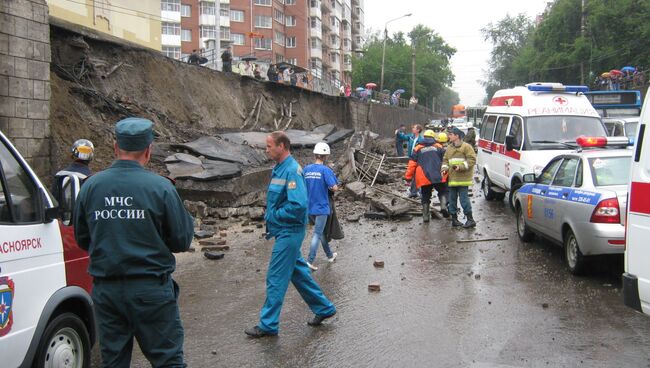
[0,142,41,223]
[525,116,606,149]
[494,116,510,143]
[508,117,523,149]
[480,115,497,140]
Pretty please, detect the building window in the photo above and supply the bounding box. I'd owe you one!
[220,5,229,17]
[161,0,180,12]
[181,29,192,41]
[287,57,297,65]
[220,26,230,40]
[286,16,296,26]
[231,33,245,45]
[274,9,284,24]
[309,37,321,48]
[330,52,338,63]
[162,46,181,59]
[254,0,272,6]
[231,9,244,22]
[286,36,296,48]
[200,25,217,39]
[181,4,191,17]
[276,54,284,63]
[162,22,180,35]
[274,31,285,46]
[286,0,296,4]
[310,0,320,7]
[200,2,216,15]
[255,38,272,50]
[310,17,321,29]
[254,15,272,28]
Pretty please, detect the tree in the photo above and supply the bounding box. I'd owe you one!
[351,24,456,111]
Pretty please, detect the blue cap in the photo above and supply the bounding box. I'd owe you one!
[115,117,154,151]
[450,127,465,138]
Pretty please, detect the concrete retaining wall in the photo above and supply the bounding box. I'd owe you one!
[348,100,434,138]
[0,0,51,178]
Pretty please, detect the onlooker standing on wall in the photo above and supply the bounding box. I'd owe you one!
[221,47,232,73]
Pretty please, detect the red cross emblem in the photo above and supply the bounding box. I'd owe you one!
[553,96,568,105]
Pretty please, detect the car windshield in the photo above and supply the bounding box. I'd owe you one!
[588,156,631,186]
[526,116,606,149]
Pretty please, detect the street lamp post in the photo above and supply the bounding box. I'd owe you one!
[379,13,412,93]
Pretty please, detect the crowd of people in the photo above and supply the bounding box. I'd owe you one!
[593,66,645,91]
[396,123,478,228]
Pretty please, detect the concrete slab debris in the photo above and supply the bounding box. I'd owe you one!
[173,136,267,166]
[324,129,355,144]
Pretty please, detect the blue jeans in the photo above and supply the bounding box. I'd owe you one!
[258,229,336,334]
[448,186,472,216]
[308,215,333,263]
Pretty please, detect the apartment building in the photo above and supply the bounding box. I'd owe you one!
[160,0,364,84]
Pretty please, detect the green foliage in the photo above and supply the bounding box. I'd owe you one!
[351,24,456,112]
[482,0,650,100]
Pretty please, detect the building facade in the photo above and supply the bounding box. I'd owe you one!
[159,0,364,86]
[47,0,162,50]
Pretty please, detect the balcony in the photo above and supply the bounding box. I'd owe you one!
[219,0,229,3]
[309,6,322,19]
[310,27,322,39]
[321,0,332,13]
[200,14,217,26]
[162,34,181,47]
[220,15,230,27]
[330,59,341,71]
[310,47,322,59]
[342,26,351,39]
[161,10,181,23]
[344,62,352,72]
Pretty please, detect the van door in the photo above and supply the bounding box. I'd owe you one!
[627,115,650,314]
[492,116,512,188]
[477,115,497,177]
[0,137,66,367]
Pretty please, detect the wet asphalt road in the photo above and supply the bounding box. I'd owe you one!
[106,184,650,368]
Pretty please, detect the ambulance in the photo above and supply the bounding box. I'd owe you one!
[624,87,650,316]
[0,130,95,367]
[478,82,608,208]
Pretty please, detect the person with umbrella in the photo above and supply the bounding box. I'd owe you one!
[267,64,278,82]
[392,89,405,106]
[622,66,636,88]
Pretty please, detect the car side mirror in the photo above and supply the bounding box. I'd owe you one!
[523,173,536,183]
[59,175,81,226]
[505,135,516,151]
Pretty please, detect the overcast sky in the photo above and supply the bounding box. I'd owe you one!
[364,0,550,106]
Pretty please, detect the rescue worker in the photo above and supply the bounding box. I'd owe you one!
[405,130,448,222]
[52,139,94,203]
[464,126,477,150]
[441,127,477,228]
[73,118,194,368]
[304,142,339,270]
[245,131,336,338]
[396,124,424,198]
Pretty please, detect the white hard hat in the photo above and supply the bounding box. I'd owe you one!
[71,139,94,161]
[313,142,331,155]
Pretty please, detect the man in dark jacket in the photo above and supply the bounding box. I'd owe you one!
[221,47,232,72]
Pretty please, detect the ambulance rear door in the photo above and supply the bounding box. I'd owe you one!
[0,134,66,367]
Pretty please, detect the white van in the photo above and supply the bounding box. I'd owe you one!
[0,130,95,367]
[478,83,609,208]
[624,88,650,316]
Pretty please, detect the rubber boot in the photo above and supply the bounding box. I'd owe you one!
[463,213,477,228]
[451,214,463,227]
[422,204,430,223]
[439,195,449,218]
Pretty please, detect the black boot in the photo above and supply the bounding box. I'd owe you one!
[463,213,477,228]
[422,204,430,223]
[439,195,449,218]
[451,214,463,227]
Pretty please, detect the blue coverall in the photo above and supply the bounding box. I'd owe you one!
[258,155,336,334]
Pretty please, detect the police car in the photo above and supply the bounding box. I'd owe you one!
[514,136,632,275]
[478,82,608,209]
[0,130,95,367]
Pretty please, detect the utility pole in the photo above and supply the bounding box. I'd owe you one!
[379,13,412,92]
[580,0,586,85]
[411,46,416,100]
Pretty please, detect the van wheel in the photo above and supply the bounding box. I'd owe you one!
[482,175,497,200]
[564,229,587,275]
[516,203,534,242]
[34,313,90,368]
[509,180,522,210]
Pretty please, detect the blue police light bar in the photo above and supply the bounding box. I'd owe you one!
[526,83,589,93]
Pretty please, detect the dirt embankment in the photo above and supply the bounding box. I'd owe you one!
[49,22,353,173]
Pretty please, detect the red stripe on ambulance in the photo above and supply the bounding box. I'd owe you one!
[629,182,650,216]
[59,222,93,293]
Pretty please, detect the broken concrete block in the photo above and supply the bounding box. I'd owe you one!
[194,230,214,239]
[346,214,361,222]
[368,283,381,292]
[373,260,385,268]
[242,229,254,233]
[219,232,227,237]
[174,136,267,165]
[199,239,219,246]
[185,200,209,218]
[203,244,230,251]
[312,124,336,137]
[249,207,265,220]
[324,128,355,144]
[345,181,366,199]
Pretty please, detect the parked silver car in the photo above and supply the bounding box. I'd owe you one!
[514,141,632,274]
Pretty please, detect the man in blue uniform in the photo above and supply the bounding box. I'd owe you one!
[73,117,194,367]
[245,131,337,338]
